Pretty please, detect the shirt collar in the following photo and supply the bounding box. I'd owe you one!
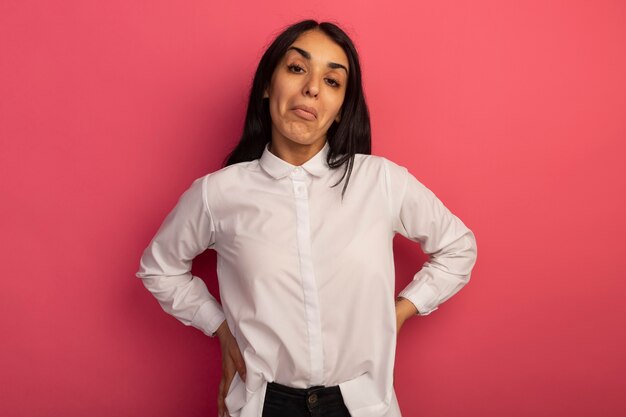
[259,141,331,179]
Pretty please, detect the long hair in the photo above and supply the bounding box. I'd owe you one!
[222,19,371,199]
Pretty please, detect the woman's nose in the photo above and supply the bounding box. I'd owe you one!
[303,76,320,97]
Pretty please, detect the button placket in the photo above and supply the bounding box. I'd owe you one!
[289,166,325,386]
[290,168,307,198]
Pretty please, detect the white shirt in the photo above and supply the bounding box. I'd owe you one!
[136,141,478,417]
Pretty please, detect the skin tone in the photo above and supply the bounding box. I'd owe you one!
[263,28,347,165]
[216,29,418,417]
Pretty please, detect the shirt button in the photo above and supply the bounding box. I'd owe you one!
[307,393,318,404]
[296,185,303,193]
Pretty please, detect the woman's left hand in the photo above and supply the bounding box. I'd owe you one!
[395,297,418,336]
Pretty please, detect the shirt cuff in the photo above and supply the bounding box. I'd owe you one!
[192,299,226,337]
[397,277,439,316]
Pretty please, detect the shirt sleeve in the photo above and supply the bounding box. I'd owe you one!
[385,159,478,316]
[135,175,226,337]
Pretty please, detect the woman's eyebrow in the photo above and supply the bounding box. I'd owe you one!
[287,46,348,74]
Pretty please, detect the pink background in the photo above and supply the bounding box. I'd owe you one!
[1,1,624,416]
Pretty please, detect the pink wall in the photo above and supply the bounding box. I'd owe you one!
[1,1,624,416]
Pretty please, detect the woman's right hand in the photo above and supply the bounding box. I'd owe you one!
[216,320,247,417]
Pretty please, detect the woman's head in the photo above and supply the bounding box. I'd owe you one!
[264,28,348,151]
[224,19,371,198]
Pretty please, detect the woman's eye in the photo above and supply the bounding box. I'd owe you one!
[287,64,340,88]
[287,64,304,73]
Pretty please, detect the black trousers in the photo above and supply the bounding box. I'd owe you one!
[261,381,352,417]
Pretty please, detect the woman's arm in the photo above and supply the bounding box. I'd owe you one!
[135,175,226,337]
[395,296,418,334]
[386,160,478,319]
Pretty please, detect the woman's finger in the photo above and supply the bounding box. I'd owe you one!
[230,344,247,381]
[223,371,234,399]
[218,386,230,417]
[218,376,233,417]
[217,378,225,417]
[222,351,237,395]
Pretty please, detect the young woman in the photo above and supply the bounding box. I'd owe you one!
[136,19,478,417]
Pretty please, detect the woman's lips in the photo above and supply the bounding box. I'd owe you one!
[292,105,317,120]
[293,108,317,121]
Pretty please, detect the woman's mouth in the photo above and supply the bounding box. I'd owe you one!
[291,105,318,121]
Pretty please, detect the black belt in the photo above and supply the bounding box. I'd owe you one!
[265,381,349,415]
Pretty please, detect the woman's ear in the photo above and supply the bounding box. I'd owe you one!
[263,88,269,99]
[335,110,341,123]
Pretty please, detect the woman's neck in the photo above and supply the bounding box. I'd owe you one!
[268,138,326,166]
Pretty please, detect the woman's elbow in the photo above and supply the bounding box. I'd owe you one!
[462,230,478,282]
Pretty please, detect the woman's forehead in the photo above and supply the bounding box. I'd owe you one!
[285,31,349,70]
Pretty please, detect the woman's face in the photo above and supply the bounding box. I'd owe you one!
[264,29,349,149]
